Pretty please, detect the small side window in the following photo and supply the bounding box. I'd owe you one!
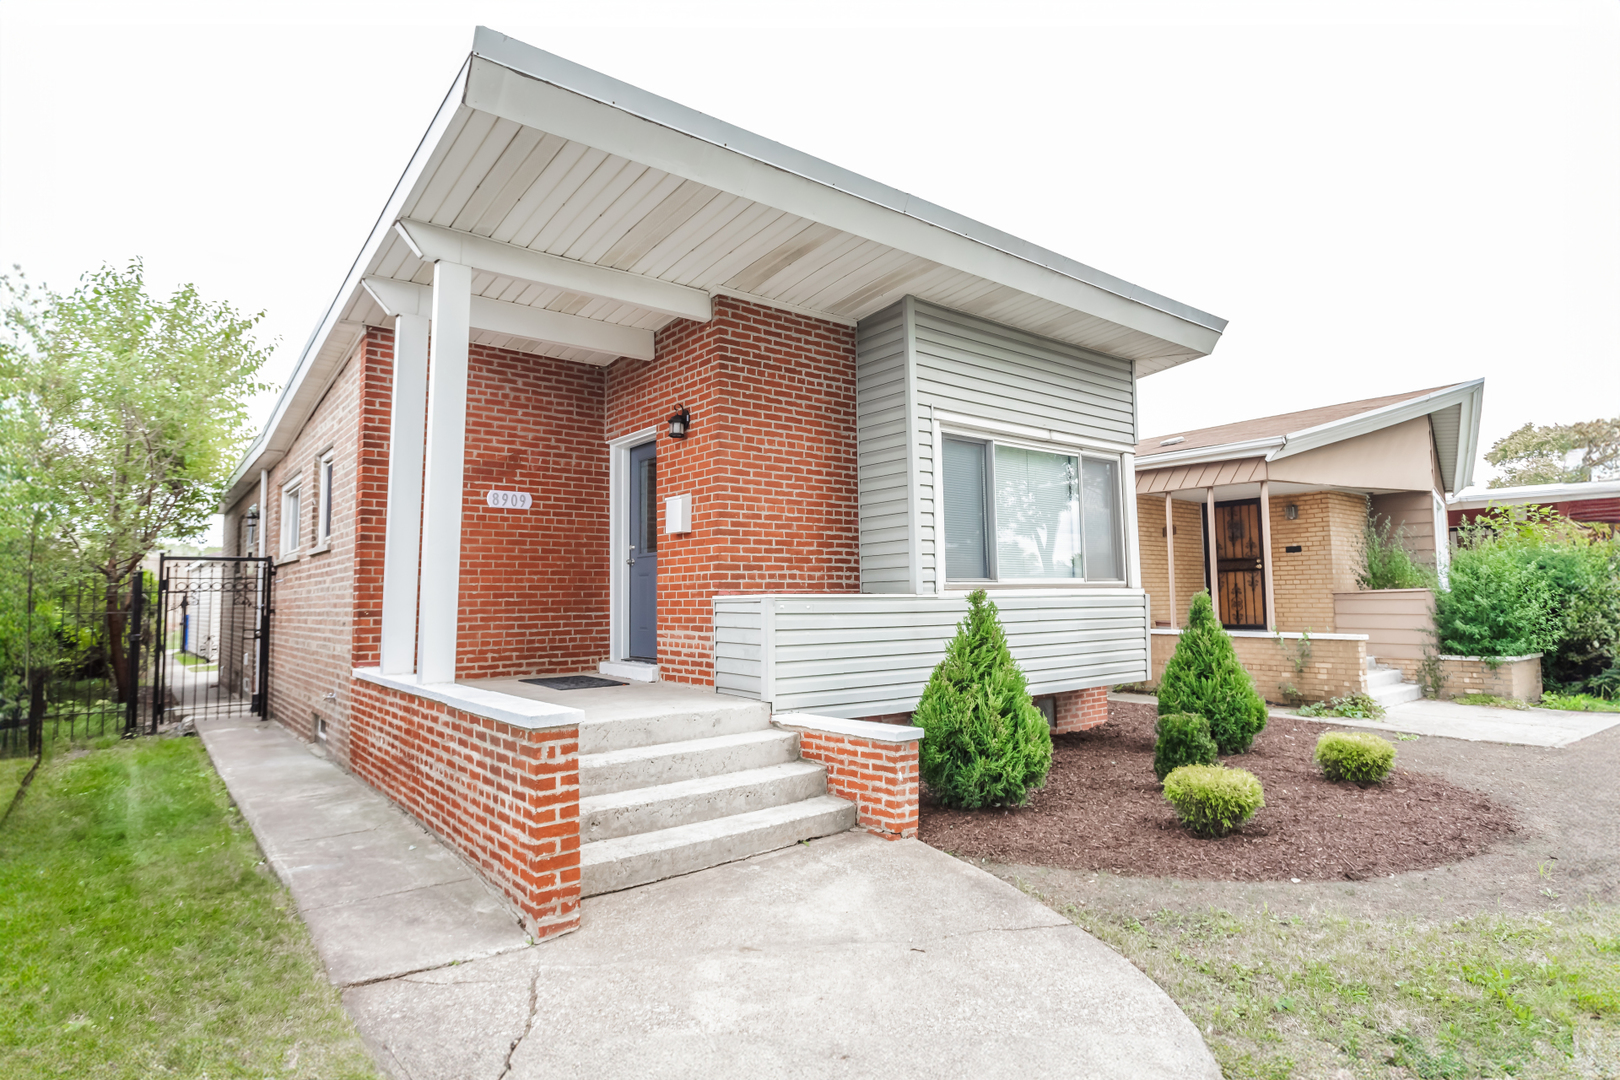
[318,453,335,546]
[280,483,302,554]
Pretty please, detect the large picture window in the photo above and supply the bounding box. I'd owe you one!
[943,437,1122,583]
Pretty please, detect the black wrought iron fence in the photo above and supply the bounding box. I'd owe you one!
[0,554,273,758]
[0,574,157,757]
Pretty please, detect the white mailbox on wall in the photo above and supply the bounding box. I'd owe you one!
[665,493,692,534]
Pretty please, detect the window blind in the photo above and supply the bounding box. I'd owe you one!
[943,439,988,579]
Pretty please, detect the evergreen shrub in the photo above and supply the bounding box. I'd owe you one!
[1153,712,1218,782]
[912,589,1053,808]
[1314,731,1396,783]
[1158,591,1269,754]
[1161,765,1265,838]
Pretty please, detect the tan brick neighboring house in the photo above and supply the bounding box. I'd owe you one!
[1134,382,1485,702]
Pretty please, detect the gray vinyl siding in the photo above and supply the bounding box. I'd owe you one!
[714,592,1150,718]
[855,301,913,592]
[911,300,1136,445]
[713,601,763,699]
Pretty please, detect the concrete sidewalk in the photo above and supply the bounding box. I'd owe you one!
[1277,697,1620,748]
[197,713,532,986]
[201,714,1219,1080]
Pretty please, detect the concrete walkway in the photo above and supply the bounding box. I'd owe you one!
[1278,698,1620,748]
[200,714,1219,1079]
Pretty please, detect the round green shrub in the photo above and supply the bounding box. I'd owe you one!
[913,589,1053,808]
[1313,731,1396,783]
[1153,712,1218,782]
[1158,591,1270,754]
[1161,765,1265,838]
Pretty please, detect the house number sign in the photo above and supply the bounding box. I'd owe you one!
[486,490,533,510]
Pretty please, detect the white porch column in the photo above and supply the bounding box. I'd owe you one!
[1205,487,1218,616]
[416,261,472,685]
[379,312,431,674]
[1165,492,1177,628]
[257,469,269,557]
[1259,479,1277,632]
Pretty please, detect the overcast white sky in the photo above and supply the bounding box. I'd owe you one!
[3,0,1617,491]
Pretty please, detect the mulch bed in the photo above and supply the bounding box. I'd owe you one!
[917,700,1515,882]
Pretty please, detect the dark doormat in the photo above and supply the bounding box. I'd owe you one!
[520,675,627,691]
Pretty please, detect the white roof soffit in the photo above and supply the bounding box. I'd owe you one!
[227,27,1227,507]
[1138,380,1485,494]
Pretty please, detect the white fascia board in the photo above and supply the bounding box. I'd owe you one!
[1450,477,1620,508]
[1455,381,1484,493]
[395,219,712,324]
[223,62,475,511]
[1266,380,1485,465]
[1135,437,1285,469]
[460,49,1224,358]
[363,276,654,360]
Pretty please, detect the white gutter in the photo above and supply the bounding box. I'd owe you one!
[1135,436,1285,469]
[1450,478,1620,509]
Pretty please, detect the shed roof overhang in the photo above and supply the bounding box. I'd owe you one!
[1135,380,1485,498]
[224,27,1225,510]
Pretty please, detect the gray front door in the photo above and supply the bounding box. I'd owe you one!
[628,440,658,661]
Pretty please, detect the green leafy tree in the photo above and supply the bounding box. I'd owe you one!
[912,589,1053,808]
[1158,591,1269,754]
[1485,417,1620,488]
[1,261,273,701]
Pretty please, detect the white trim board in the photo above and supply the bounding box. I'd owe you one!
[608,426,660,665]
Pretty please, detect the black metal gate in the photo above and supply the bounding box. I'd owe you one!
[150,554,273,732]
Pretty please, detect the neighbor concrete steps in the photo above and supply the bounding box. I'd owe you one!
[577,699,855,897]
[1365,658,1424,708]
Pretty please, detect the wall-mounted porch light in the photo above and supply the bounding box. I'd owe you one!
[1285,503,1299,520]
[668,405,691,440]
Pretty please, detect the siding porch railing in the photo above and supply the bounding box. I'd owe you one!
[713,590,1150,719]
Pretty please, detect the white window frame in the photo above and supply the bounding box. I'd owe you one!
[940,429,1128,588]
[316,451,335,549]
[279,480,303,556]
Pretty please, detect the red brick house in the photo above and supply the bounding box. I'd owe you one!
[220,28,1226,936]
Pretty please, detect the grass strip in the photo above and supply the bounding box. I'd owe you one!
[1048,896,1620,1078]
[0,735,377,1079]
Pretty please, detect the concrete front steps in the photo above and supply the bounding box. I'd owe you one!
[577,696,856,897]
[1366,658,1423,708]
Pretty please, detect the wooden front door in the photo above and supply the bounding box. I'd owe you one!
[1212,500,1266,629]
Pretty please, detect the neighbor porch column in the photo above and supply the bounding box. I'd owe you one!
[1164,492,1177,628]
[416,260,472,684]
[1259,479,1277,632]
[379,312,430,675]
[1205,487,1218,614]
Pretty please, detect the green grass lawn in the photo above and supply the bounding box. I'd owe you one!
[1047,896,1620,1078]
[0,754,37,818]
[0,735,377,1079]
[172,651,218,671]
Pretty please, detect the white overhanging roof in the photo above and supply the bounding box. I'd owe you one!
[225,26,1226,508]
[1137,380,1486,495]
[1450,477,1620,509]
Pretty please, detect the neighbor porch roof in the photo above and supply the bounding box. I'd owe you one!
[225,26,1226,509]
[1135,380,1485,496]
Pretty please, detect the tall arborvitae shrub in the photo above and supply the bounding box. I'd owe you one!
[1159,591,1269,754]
[913,589,1053,808]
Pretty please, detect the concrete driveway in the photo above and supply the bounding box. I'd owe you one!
[201,715,1218,1079]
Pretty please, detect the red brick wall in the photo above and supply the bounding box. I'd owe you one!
[793,730,919,839]
[260,332,379,763]
[351,328,396,669]
[349,679,580,939]
[455,344,609,679]
[1052,686,1109,734]
[605,296,860,683]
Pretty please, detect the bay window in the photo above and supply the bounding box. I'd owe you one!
[943,436,1122,583]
